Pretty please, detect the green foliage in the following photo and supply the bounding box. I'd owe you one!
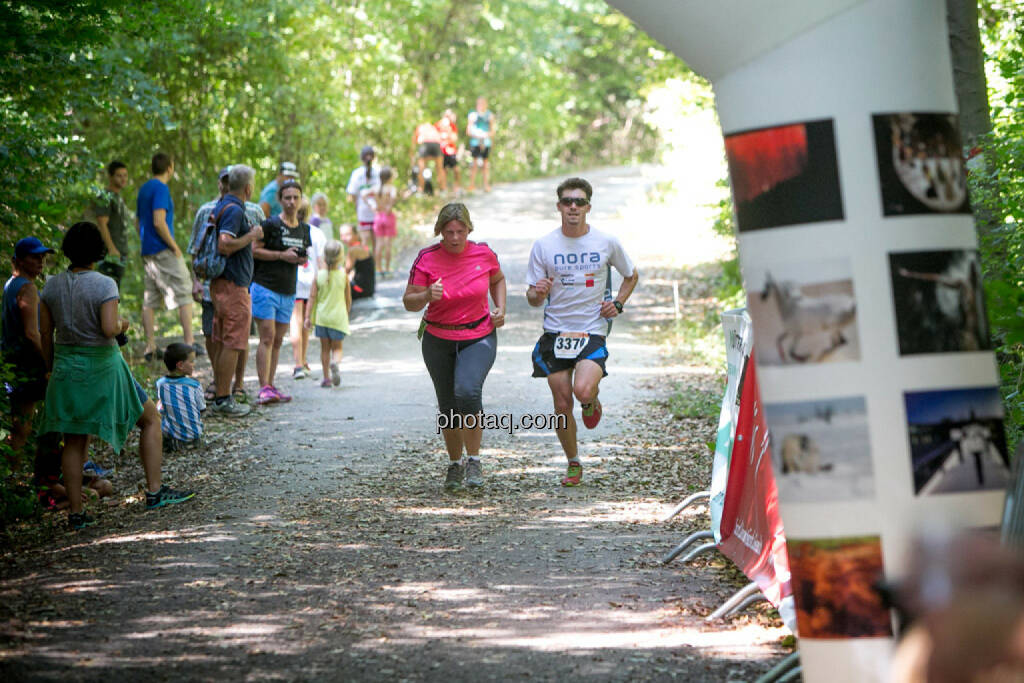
[0,0,692,253]
[974,3,1024,447]
[665,381,722,421]
[0,361,39,529]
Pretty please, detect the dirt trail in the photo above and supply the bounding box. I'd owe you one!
[0,167,786,682]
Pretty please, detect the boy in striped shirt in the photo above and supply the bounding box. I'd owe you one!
[156,343,206,451]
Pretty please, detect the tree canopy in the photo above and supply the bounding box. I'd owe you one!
[0,0,690,248]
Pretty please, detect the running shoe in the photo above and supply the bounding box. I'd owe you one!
[465,458,484,488]
[211,397,251,417]
[561,460,583,487]
[256,385,278,405]
[292,366,307,380]
[581,400,602,429]
[270,386,292,403]
[444,461,465,491]
[145,484,196,510]
[320,378,332,388]
[330,363,341,386]
[68,512,98,530]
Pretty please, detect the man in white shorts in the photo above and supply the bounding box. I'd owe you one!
[526,177,639,486]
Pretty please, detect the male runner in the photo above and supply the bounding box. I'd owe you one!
[526,177,638,486]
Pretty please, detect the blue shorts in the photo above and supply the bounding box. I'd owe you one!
[251,282,295,324]
[531,333,608,378]
[315,325,347,341]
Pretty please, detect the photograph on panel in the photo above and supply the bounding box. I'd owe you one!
[746,258,860,366]
[889,249,991,355]
[723,118,844,232]
[787,535,892,639]
[765,396,874,503]
[904,386,1010,495]
[872,112,970,216]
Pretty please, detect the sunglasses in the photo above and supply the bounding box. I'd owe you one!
[559,197,589,207]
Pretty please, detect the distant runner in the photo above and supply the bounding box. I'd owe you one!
[526,177,638,486]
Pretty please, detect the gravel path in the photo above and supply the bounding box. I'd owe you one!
[0,167,787,682]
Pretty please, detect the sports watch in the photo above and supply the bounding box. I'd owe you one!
[612,300,624,313]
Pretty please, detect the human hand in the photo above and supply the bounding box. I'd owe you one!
[172,245,183,258]
[251,224,264,241]
[600,300,619,319]
[281,248,303,265]
[534,277,554,297]
[110,248,121,259]
[491,306,505,328]
[191,278,203,303]
[429,278,444,302]
[304,317,312,330]
[119,318,130,334]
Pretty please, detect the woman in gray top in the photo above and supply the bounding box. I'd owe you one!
[39,222,195,530]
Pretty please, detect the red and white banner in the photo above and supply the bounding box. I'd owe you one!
[717,358,794,620]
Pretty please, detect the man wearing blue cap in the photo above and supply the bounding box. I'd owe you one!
[3,237,55,451]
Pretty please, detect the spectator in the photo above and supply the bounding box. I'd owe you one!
[137,152,199,361]
[188,165,263,402]
[210,165,263,417]
[309,192,334,240]
[156,342,204,452]
[35,443,113,512]
[252,179,311,405]
[412,120,446,195]
[39,222,195,530]
[2,237,54,452]
[339,223,374,300]
[291,198,326,380]
[259,161,299,219]
[304,240,350,388]
[90,160,132,287]
[438,109,461,195]
[373,167,398,276]
[467,97,496,193]
[346,146,381,250]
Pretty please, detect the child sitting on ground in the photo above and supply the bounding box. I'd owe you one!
[35,437,113,511]
[304,240,351,388]
[155,342,205,451]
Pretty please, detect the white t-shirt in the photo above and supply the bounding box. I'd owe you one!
[295,224,327,300]
[526,226,635,335]
[345,166,381,224]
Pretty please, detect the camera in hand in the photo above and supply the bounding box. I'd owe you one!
[116,332,128,347]
[294,247,308,260]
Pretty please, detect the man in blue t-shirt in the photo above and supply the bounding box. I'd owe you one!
[137,152,198,361]
[258,161,299,219]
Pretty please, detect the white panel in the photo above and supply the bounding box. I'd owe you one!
[606,0,867,80]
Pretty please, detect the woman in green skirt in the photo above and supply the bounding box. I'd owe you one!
[39,222,195,530]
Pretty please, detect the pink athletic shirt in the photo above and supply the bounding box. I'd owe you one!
[408,241,500,341]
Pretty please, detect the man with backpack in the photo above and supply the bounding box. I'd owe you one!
[208,164,263,417]
[189,166,265,403]
[251,179,311,405]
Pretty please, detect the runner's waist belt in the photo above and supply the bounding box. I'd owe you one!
[424,314,490,331]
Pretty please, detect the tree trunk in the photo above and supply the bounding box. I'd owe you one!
[947,0,992,148]
[947,0,996,238]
